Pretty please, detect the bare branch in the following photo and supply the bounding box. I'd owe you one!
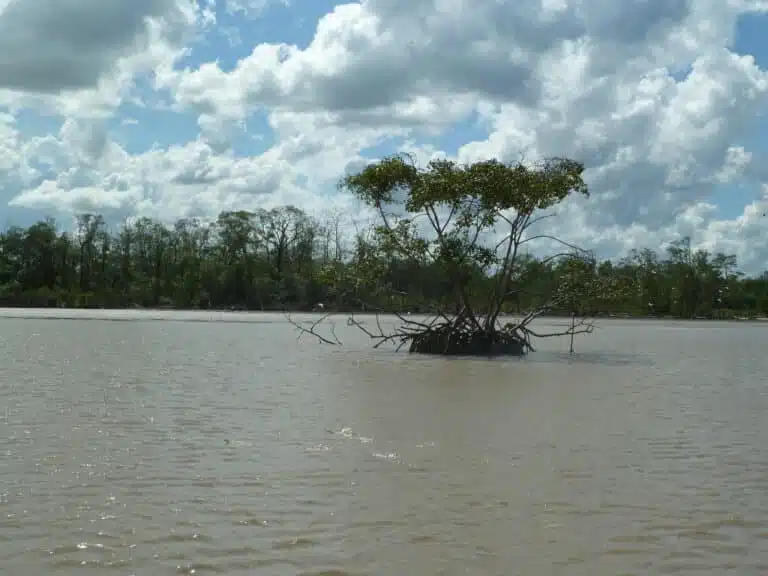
[509,251,579,284]
[494,232,514,252]
[525,212,557,229]
[523,317,595,339]
[518,234,590,254]
[346,314,409,349]
[286,312,342,346]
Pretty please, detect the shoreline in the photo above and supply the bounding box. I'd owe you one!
[0,306,764,323]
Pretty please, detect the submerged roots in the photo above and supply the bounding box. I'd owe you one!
[290,309,562,357]
[407,322,530,356]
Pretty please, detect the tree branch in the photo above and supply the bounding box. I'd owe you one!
[518,234,590,254]
[523,317,595,338]
[286,312,342,346]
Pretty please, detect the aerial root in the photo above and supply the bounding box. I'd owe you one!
[406,320,529,356]
[288,310,544,357]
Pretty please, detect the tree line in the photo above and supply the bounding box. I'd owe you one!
[0,209,766,318]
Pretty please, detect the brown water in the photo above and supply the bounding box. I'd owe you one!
[0,310,767,575]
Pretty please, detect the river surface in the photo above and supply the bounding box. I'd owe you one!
[0,309,766,575]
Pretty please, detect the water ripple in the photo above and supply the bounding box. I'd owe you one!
[0,315,766,574]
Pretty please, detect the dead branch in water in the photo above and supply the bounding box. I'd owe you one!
[523,316,595,339]
[288,312,342,346]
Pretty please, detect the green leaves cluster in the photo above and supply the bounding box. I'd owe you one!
[551,254,632,314]
[345,154,587,225]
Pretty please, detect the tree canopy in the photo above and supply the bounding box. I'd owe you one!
[0,204,764,321]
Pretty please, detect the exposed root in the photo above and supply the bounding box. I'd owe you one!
[287,304,596,357]
[408,321,528,356]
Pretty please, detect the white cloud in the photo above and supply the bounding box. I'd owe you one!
[223,0,289,18]
[0,0,202,117]
[1,0,768,272]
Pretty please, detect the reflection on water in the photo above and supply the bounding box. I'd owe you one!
[0,310,766,574]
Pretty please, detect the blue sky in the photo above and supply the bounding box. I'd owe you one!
[0,0,767,270]
[715,12,768,219]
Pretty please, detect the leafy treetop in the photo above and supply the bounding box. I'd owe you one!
[342,154,587,226]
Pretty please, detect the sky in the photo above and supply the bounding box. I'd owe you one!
[0,0,767,272]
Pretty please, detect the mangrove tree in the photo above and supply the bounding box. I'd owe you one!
[292,154,627,356]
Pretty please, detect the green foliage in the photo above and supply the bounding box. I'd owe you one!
[550,254,636,315]
[343,154,588,235]
[0,205,764,319]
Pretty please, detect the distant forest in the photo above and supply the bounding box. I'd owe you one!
[0,208,766,318]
